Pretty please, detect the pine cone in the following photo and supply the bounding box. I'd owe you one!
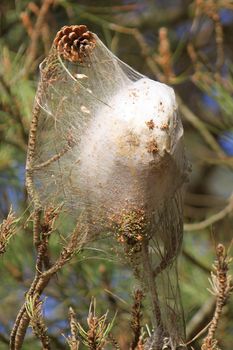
[53,25,96,63]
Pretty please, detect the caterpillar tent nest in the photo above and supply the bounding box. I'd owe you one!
[26,25,188,350]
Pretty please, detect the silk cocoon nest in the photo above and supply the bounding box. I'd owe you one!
[28,27,188,349]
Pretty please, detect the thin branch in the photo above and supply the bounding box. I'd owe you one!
[130,290,144,350]
[25,81,44,210]
[186,297,216,341]
[0,74,28,143]
[10,220,86,350]
[24,0,55,74]
[30,142,73,171]
[107,23,164,81]
[0,332,9,344]
[0,129,27,152]
[182,249,211,275]
[176,95,225,158]
[201,244,233,350]
[184,194,233,231]
[25,295,51,349]
[141,241,164,338]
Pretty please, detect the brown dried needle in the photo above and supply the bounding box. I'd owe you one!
[25,295,50,350]
[66,307,80,350]
[76,299,115,350]
[0,208,17,255]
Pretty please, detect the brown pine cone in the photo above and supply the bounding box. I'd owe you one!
[53,25,96,63]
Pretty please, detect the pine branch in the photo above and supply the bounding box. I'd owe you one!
[201,244,233,350]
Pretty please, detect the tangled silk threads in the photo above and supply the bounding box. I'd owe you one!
[28,25,189,349]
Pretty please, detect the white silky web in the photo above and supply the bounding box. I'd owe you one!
[29,32,188,349]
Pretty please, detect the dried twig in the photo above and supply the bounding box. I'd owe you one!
[194,0,224,71]
[0,332,9,344]
[201,244,233,350]
[20,11,33,37]
[130,290,144,350]
[26,81,44,211]
[24,0,55,73]
[186,297,216,342]
[30,142,73,171]
[184,194,233,231]
[10,217,86,350]
[141,240,165,342]
[177,95,225,158]
[183,249,211,274]
[155,27,174,82]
